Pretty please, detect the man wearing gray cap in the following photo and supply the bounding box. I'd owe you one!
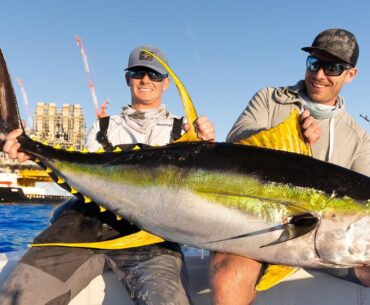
[210,29,370,305]
[0,45,214,305]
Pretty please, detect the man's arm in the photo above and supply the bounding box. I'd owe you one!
[226,87,321,145]
[226,89,270,142]
[351,131,370,176]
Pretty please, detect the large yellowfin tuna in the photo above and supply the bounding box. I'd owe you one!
[1,49,370,290]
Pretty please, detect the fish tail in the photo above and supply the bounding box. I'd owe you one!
[0,49,24,150]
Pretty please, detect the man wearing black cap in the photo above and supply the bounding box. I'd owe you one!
[210,29,370,305]
[1,45,214,305]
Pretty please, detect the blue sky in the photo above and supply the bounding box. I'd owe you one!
[0,0,370,141]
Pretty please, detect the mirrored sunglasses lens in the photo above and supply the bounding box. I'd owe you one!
[306,56,320,72]
[129,71,146,79]
[147,71,164,82]
[129,70,164,82]
[323,64,343,76]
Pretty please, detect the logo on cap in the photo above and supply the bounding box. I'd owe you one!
[139,51,153,61]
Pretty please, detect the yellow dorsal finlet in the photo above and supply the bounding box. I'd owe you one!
[96,147,105,153]
[255,264,299,291]
[237,110,312,156]
[113,146,122,152]
[31,230,165,250]
[141,49,200,143]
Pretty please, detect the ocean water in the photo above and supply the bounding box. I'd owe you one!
[0,203,207,256]
[0,203,55,252]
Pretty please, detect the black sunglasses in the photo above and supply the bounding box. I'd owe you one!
[128,69,168,82]
[306,55,352,76]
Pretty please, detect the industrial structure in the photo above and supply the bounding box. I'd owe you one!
[0,102,85,196]
[0,35,95,191]
[32,102,85,149]
[0,36,96,199]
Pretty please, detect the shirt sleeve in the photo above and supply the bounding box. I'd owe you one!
[351,131,370,177]
[226,88,270,142]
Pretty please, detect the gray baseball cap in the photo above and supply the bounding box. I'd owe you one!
[302,28,359,66]
[125,45,168,75]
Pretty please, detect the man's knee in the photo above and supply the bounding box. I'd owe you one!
[121,253,192,305]
[210,252,262,282]
[209,253,262,305]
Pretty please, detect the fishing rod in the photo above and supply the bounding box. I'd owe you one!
[360,114,370,123]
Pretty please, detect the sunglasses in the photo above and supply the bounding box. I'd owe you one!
[306,55,352,76]
[128,69,168,82]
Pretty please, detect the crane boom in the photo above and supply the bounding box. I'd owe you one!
[75,35,100,118]
[16,77,33,127]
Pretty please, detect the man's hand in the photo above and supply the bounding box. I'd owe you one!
[300,110,322,145]
[183,115,215,142]
[3,128,30,162]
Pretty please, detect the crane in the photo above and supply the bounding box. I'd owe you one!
[75,35,108,118]
[16,77,33,128]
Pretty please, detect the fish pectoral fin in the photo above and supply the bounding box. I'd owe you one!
[236,110,312,156]
[261,213,318,248]
[255,264,299,291]
[31,230,165,250]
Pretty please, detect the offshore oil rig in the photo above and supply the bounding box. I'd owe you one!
[0,35,108,204]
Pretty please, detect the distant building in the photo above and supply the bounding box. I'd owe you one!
[33,102,85,149]
[0,102,86,171]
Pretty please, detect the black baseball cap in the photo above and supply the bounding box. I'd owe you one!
[302,28,359,66]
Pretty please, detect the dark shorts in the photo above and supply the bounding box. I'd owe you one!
[0,198,192,305]
[0,245,192,305]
